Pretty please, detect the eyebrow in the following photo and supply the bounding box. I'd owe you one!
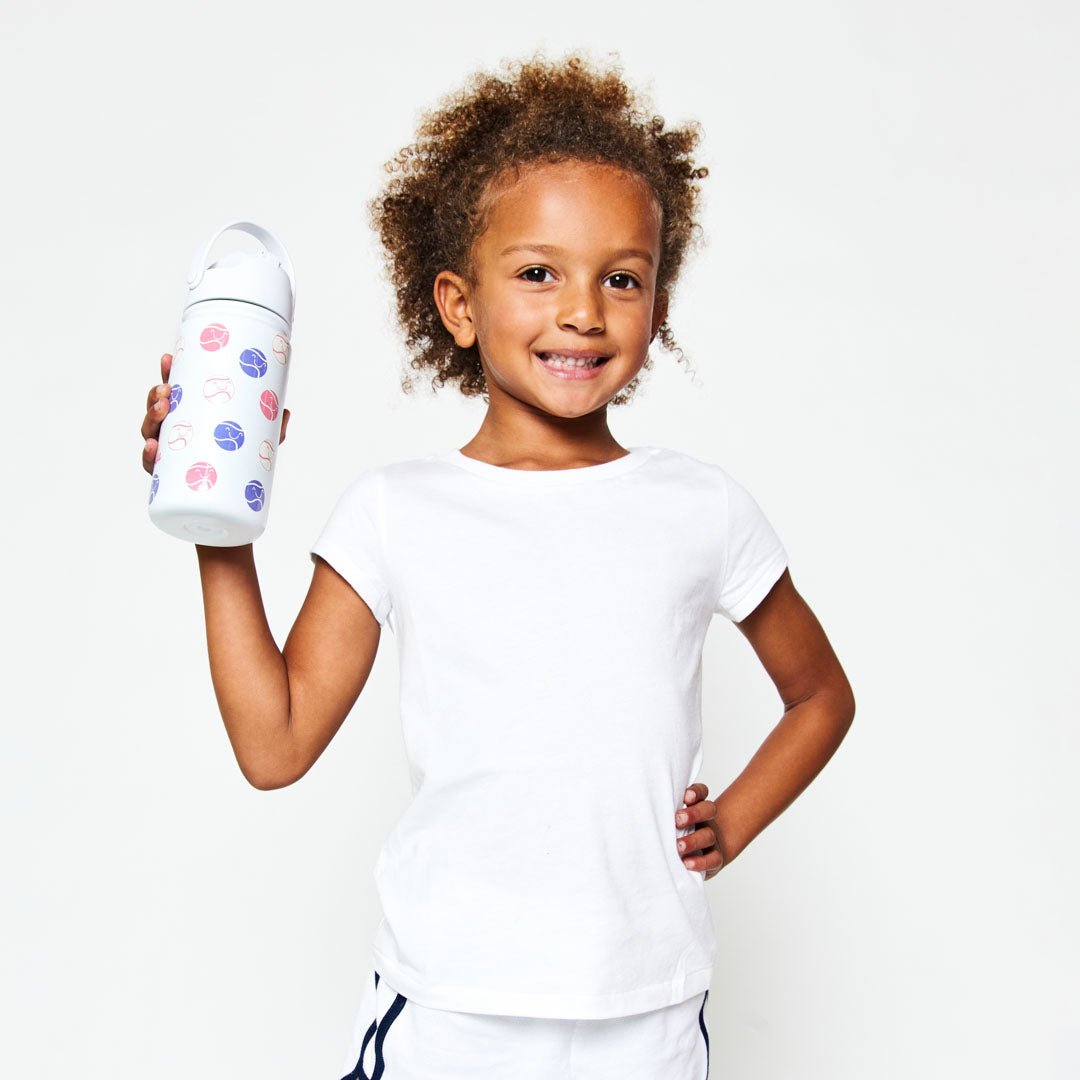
[498,243,655,267]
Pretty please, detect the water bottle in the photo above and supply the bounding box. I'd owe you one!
[148,221,296,546]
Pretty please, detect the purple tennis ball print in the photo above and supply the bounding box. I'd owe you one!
[244,480,266,511]
[213,420,245,451]
[239,348,268,378]
[148,473,159,505]
[168,384,182,412]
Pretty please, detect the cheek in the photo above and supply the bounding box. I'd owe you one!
[613,300,657,344]
[479,292,541,343]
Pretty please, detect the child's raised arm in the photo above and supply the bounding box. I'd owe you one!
[142,354,382,790]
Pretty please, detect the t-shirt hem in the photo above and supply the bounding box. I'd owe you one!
[370,947,713,1019]
[310,541,391,626]
[722,551,789,622]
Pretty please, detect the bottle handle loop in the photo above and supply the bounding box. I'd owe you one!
[185,221,296,298]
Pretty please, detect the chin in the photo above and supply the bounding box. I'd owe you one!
[536,395,613,419]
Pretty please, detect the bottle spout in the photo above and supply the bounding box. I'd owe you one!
[185,221,296,325]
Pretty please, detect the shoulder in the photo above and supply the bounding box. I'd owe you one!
[643,445,753,498]
[316,453,450,548]
[332,452,448,502]
[643,448,784,551]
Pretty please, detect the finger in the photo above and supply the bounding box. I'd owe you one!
[160,353,173,383]
[675,798,716,828]
[142,437,159,475]
[683,782,710,805]
[682,849,723,873]
[676,828,717,857]
[279,408,290,445]
[141,392,171,441]
[145,381,171,413]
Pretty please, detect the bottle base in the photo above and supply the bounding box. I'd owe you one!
[150,508,266,547]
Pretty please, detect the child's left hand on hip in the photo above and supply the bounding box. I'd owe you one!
[676,783,723,881]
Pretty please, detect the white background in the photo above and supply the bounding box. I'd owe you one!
[2,1,1076,1077]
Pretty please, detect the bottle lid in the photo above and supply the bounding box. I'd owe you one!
[184,221,295,326]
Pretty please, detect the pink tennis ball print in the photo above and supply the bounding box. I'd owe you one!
[272,335,289,365]
[168,421,194,450]
[259,390,279,420]
[185,462,217,491]
[200,323,229,351]
[203,375,235,403]
[258,440,274,470]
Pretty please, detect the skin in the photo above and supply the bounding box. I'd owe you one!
[433,161,668,470]
[140,159,854,882]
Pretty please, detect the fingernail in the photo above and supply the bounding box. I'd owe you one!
[676,812,688,825]
[677,840,686,852]
[685,790,696,801]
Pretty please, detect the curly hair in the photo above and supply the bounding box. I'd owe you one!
[369,51,709,404]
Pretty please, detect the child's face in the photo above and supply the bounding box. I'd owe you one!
[435,160,668,420]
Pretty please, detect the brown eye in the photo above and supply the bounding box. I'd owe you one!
[605,273,639,290]
[521,267,554,283]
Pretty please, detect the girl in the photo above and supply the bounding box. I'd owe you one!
[140,52,854,1080]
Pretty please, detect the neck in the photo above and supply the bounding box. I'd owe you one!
[460,405,628,471]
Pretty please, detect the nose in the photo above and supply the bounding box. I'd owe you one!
[557,279,605,334]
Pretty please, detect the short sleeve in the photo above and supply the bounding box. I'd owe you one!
[714,473,788,622]
[310,471,393,627]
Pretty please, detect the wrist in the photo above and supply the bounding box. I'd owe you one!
[196,542,255,563]
[709,801,747,867]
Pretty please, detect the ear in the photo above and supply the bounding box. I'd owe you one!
[650,289,670,342]
[433,270,477,349]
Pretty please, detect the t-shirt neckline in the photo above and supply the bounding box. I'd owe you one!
[437,446,656,485]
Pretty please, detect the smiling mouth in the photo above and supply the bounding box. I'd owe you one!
[537,352,611,370]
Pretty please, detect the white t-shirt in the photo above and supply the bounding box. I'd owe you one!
[311,446,788,1020]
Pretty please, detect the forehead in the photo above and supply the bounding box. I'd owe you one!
[476,161,662,255]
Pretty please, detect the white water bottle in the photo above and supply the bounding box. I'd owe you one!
[148,221,296,546]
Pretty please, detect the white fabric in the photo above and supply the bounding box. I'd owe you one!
[337,967,710,1079]
[312,446,788,1020]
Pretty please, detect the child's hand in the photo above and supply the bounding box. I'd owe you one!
[141,353,174,474]
[676,783,724,881]
[140,352,290,474]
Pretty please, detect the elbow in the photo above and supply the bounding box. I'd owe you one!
[808,664,854,737]
[836,676,856,733]
[244,769,295,792]
[795,668,855,734]
[237,752,306,792]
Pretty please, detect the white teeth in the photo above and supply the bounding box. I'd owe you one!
[542,354,603,368]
